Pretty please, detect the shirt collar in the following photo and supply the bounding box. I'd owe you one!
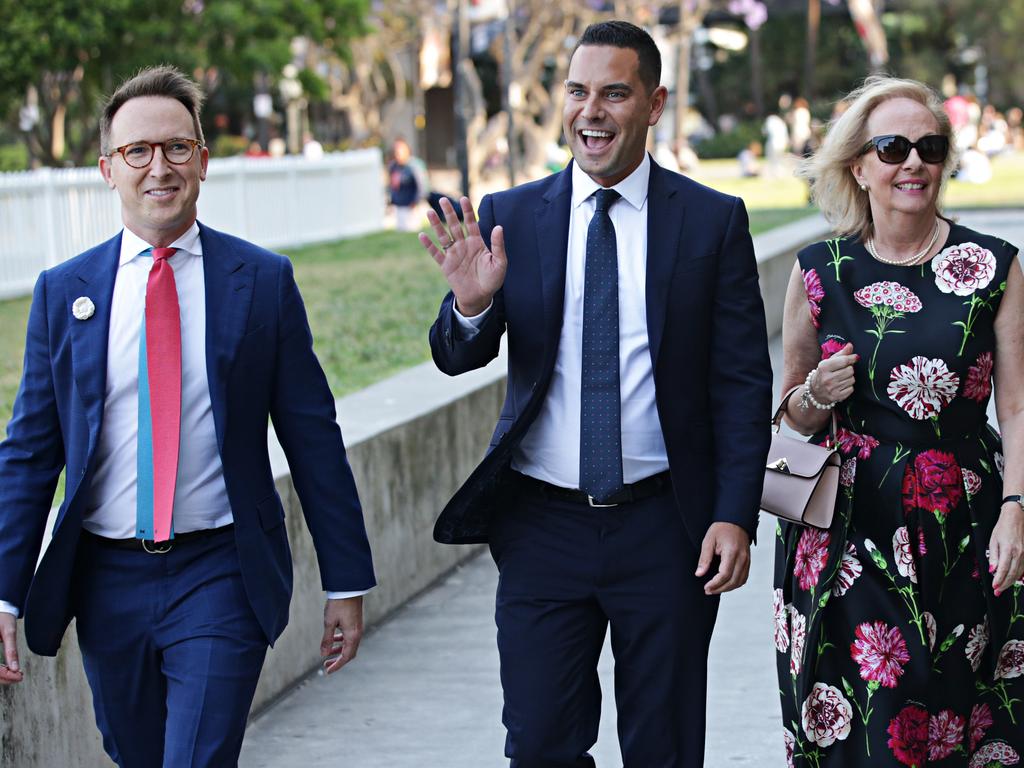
[571,152,650,212]
[118,222,203,267]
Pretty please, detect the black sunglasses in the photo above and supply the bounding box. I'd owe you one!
[859,134,949,165]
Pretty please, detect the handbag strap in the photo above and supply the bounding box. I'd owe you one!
[772,384,838,446]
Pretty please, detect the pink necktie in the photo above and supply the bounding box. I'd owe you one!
[145,247,181,542]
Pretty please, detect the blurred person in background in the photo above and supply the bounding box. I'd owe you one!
[388,136,426,231]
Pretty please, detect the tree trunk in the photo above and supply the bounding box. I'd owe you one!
[749,26,764,118]
[803,0,820,101]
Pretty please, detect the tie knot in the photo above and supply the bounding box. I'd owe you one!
[150,247,177,262]
[593,188,620,213]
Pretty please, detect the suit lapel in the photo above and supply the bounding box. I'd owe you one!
[66,235,121,443]
[534,165,573,351]
[645,161,685,368]
[200,224,255,450]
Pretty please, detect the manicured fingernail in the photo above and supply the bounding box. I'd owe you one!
[994,588,1002,597]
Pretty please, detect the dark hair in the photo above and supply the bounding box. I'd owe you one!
[100,65,205,154]
[574,20,662,92]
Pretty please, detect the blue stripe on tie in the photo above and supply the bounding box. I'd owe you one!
[136,315,155,540]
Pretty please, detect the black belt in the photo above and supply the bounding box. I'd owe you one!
[511,471,671,508]
[84,524,234,554]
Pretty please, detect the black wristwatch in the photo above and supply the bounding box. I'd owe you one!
[1001,494,1024,511]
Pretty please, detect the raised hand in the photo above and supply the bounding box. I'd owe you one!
[418,196,506,317]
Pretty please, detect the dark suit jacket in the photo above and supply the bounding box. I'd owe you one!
[429,159,772,547]
[0,223,376,656]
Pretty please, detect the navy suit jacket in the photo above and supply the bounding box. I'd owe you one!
[429,159,772,547]
[0,223,376,656]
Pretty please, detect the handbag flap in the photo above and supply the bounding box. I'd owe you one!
[766,433,839,479]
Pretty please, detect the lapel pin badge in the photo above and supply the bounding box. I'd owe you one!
[72,296,95,321]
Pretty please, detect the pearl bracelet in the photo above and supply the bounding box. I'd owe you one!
[803,368,837,410]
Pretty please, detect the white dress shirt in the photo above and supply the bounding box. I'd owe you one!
[457,155,669,489]
[0,223,360,617]
[84,224,232,538]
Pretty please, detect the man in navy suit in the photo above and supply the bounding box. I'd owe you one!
[0,66,375,766]
[420,21,771,767]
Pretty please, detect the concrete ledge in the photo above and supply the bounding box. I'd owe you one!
[0,351,506,767]
[752,213,832,337]
[0,211,828,767]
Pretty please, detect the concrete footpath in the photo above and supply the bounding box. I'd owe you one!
[239,210,1023,767]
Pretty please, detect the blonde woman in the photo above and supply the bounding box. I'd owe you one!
[775,75,1024,767]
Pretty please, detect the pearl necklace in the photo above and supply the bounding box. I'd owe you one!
[865,219,941,266]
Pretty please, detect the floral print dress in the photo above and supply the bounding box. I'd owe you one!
[775,225,1024,768]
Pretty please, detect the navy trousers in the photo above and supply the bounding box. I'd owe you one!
[72,528,268,768]
[489,486,720,768]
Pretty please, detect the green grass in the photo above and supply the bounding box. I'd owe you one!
[748,208,817,234]
[282,231,448,397]
[691,152,1024,214]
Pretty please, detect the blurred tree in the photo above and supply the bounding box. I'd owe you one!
[0,0,369,167]
[892,0,1024,109]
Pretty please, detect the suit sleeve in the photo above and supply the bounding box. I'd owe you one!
[269,258,376,592]
[429,193,506,375]
[0,273,66,611]
[708,199,773,536]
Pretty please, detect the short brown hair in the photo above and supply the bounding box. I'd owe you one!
[100,65,205,154]
[574,20,662,94]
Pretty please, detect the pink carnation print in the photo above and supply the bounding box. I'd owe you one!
[995,639,1024,680]
[854,280,923,396]
[790,606,806,676]
[854,280,924,313]
[963,468,983,498]
[970,741,1021,768]
[888,356,960,421]
[803,268,825,328]
[801,682,853,747]
[850,620,910,688]
[902,450,964,516]
[968,703,994,752]
[840,457,857,488]
[893,526,918,584]
[928,709,966,762]
[783,727,796,768]
[924,611,938,651]
[794,528,830,591]
[932,241,997,296]
[888,704,930,767]
[963,351,994,403]
[821,338,845,360]
[774,588,790,654]
[836,428,880,460]
[833,542,862,597]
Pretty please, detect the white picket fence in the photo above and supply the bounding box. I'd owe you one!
[0,149,386,299]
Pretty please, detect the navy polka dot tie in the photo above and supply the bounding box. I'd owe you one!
[579,188,623,503]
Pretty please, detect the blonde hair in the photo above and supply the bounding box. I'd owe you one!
[798,75,957,241]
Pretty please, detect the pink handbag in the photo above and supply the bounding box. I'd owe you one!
[760,386,840,529]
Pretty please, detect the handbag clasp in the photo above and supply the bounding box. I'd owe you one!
[768,457,791,474]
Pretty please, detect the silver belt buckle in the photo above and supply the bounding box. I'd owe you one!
[142,539,173,554]
[588,495,618,508]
